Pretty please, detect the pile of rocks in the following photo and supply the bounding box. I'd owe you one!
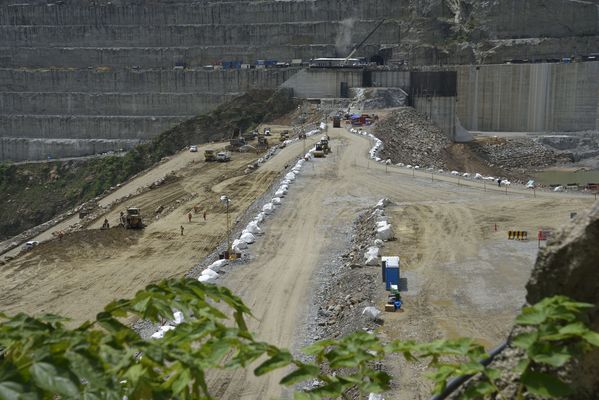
[374,107,451,168]
[312,199,393,340]
[473,137,569,172]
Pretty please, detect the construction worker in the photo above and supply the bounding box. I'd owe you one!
[203,210,207,221]
[188,211,192,223]
[180,225,184,236]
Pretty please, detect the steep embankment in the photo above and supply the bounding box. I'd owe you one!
[0,89,296,240]
[374,107,568,181]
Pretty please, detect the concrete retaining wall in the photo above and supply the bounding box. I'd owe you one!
[456,62,599,132]
[0,69,294,93]
[0,137,140,162]
[371,71,410,89]
[282,69,363,98]
[0,115,186,140]
[413,96,456,139]
[0,92,233,116]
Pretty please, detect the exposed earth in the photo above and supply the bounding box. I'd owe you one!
[0,115,596,398]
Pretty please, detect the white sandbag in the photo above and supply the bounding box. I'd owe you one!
[201,268,219,279]
[463,172,470,177]
[376,224,395,241]
[279,184,288,192]
[151,325,175,339]
[501,180,511,186]
[368,394,384,400]
[438,169,444,173]
[372,209,385,217]
[414,165,420,169]
[406,164,412,169]
[374,239,384,247]
[397,162,405,167]
[376,221,388,228]
[474,173,483,179]
[365,246,380,258]
[240,232,256,244]
[272,197,282,205]
[198,275,214,283]
[292,168,301,174]
[232,238,248,251]
[362,306,381,321]
[285,172,296,181]
[376,198,390,209]
[173,311,184,325]
[364,246,380,266]
[451,170,459,176]
[207,259,228,271]
[275,189,286,198]
[262,203,274,214]
[554,186,564,192]
[245,222,263,235]
[255,212,266,223]
[376,216,388,223]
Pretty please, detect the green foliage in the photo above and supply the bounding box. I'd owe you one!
[1,281,597,400]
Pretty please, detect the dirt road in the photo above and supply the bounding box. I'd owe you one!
[0,124,594,399]
[204,126,594,399]
[0,134,322,323]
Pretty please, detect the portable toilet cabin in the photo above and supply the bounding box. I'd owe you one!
[381,256,400,291]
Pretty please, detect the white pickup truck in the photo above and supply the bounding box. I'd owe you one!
[216,151,231,162]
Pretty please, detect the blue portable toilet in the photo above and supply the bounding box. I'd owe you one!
[381,256,400,291]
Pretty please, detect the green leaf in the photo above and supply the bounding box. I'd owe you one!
[254,351,293,376]
[462,381,496,398]
[171,368,192,394]
[516,307,547,326]
[512,331,538,349]
[521,371,572,397]
[528,343,572,367]
[582,330,599,347]
[30,362,79,398]
[0,381,25,400]
[280,364,320,386]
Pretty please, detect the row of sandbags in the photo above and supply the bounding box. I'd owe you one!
[363,198,394,266]
[151,128,323,340]
[349,127,384,161]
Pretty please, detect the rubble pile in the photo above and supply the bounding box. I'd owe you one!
[472,137,569,172]
[312,199,393,340]
[374,107,451,168]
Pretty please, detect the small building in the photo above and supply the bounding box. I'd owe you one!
[381,256,400,291]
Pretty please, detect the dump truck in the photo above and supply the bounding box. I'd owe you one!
[204,149,216,162]
[333,115,341,128]
[122,207,144,229]
[279,130,289,143]
[216,151,231,162]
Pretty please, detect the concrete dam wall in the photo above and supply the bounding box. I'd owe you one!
[456,62,599,133]
[1,0,406,162]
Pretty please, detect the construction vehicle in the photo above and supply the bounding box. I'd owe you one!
[320,136,331,154]
[204,149,216,162]
[314,142,325,158]
[256,133,269,150]
[264,127,271,136]
[216,151,231,162]
[227,128,247,152]
[279,130,289,143]
[333,115,341,128]
[122,208,144,229]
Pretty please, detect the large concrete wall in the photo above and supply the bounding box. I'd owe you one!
[282,69,363,98]
[456,62,599,132]
[413,96,456,139]
[0,0,406,162]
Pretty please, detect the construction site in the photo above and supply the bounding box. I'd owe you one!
[1,0,599,399]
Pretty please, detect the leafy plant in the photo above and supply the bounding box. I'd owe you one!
[1,280,597,400]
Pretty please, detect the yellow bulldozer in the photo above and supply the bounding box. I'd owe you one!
[121,207,144,229]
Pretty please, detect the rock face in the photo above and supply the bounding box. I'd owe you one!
[526,200,599,397]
